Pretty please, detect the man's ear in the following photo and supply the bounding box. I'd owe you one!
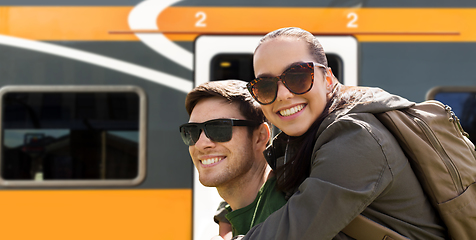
[255,122,270,150]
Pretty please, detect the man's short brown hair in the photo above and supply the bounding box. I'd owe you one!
[185,80,268,128]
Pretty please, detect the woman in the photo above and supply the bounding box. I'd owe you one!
[240,27,448,239]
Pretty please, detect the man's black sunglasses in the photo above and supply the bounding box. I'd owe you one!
[179,118,261,146]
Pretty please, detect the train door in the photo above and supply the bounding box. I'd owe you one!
[193,35,358,240]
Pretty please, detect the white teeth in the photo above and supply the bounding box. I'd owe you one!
[201,157,221,165]
[279,104,305,117]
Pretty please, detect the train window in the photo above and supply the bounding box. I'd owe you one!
[327,54,343,82]
[0,86,146,187]
[211,54,254,82]
[210,53,343,82]
[427,86,476,143]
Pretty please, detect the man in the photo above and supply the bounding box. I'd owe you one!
[180,80,286,239]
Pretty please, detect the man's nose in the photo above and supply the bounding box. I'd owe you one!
[193,130,215,148]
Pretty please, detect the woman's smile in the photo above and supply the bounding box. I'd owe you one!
[277,103,306,117]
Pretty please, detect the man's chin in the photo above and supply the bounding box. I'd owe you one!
[199,178,219,187]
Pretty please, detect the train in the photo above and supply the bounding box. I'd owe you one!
[0,0,475,239]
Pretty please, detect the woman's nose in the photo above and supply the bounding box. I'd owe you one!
[275,81,294,101]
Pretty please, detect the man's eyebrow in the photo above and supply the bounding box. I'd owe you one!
[256,61,306,78]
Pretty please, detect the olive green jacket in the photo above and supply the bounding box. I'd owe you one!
[243,88,448,240]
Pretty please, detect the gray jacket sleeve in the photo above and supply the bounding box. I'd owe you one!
[243,114,397,239]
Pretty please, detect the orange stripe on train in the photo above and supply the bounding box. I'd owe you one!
[0,189,191,240]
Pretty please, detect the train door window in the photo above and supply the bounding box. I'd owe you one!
[427,86,476,143]
[193,35,358,240]
[0,86,147,187]
[210,53,343,82]
[211,54,254,82]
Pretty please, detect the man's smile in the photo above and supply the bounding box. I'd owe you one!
[200,157,225,166]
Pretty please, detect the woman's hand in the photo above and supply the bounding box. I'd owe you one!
[217,221,232,240]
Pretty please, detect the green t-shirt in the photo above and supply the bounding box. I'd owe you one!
[225,177,287,236]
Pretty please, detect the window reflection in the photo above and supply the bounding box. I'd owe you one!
[2,92,140,181]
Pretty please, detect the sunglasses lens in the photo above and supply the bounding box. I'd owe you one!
[284,65,314,94]
[180,120,234,146]
[206,122,232,142]
[180,125,200,146]
[251,78,278,104]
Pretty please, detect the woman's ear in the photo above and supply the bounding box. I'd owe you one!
[326,67,334,91]
[326,67,334,87]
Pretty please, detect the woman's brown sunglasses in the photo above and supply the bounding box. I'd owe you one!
[247,62,327,105]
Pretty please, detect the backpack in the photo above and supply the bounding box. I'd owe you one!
[343,100,476,240]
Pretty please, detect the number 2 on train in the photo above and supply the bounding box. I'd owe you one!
[347,12,358,28]
[195,11,207,27]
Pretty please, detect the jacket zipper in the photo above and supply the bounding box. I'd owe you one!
[410,113,464,194]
